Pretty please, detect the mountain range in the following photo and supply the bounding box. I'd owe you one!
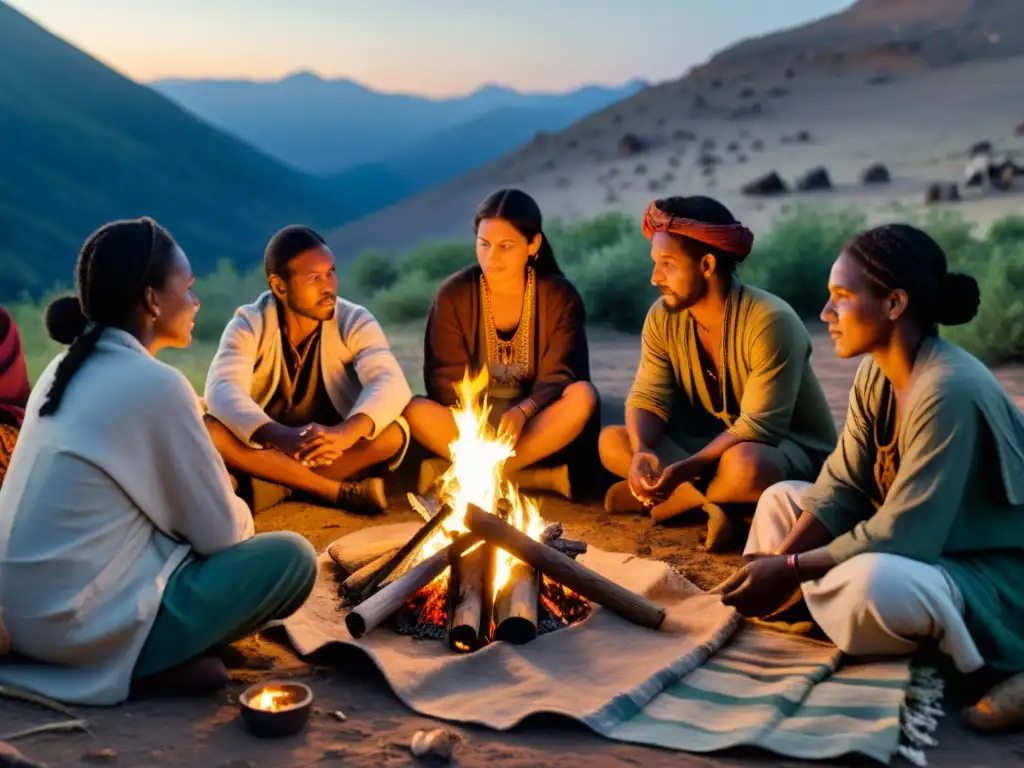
[150,74,646,176]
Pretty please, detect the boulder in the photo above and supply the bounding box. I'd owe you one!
[925,182,961,204]
[969,140,994,157]
[742,171,788,196]
[617,133,645,157]
[797,166,833,191]
[861,164,891,184]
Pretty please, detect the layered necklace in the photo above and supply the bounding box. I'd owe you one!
[480,267,535,387]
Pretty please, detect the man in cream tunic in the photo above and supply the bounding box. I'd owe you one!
[204,225,412,513]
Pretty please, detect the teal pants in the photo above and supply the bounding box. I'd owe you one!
[133,532,317,677]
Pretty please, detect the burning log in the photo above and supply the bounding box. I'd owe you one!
[407,491,443,521]
[354,500,456,601]
[464,504,666,631]
[346,535,479,639]
[446,544,490,652]
[492,560,539,644]
[340,550,395,601]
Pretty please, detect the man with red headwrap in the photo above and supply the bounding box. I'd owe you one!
[0,305,31,490]
[598,197,837,550]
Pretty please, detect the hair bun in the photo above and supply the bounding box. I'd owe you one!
[935,272,980,326]
[45,295,88,345]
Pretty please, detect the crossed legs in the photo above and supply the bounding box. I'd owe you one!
[598,424,786,548]
[205,415,405,508]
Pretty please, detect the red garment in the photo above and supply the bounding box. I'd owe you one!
[0,305,31,428]
[641,200,755,257]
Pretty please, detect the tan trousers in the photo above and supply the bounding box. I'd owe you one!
[747,481,985,673]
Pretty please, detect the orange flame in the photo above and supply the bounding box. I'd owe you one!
[417,369,544,596]
[251,687,290,712]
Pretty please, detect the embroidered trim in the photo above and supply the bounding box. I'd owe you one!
[481,267,535,387]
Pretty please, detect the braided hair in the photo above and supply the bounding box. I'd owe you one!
[475,189,564,278]
[844,223,980,330]
[41,217,179,416]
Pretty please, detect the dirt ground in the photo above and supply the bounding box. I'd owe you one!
[4,333,1024,767]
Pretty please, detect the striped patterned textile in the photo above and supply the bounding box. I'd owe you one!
[600,622,927,765]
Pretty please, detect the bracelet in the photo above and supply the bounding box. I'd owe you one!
[786,553,803,583]
[517,398,539,420]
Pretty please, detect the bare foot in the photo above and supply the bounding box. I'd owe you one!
[134,655,229,697]
[963,672,1024,733]
[603,480,647,514]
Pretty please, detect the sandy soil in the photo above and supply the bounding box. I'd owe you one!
[4,332,1024,767]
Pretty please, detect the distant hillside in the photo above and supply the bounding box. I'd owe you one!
[691,0,1024,77]
[323,0,1024,260]
[150,73,646,175]
[0,1,355,301]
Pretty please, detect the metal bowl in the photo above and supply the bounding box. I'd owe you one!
[239,681,314,738]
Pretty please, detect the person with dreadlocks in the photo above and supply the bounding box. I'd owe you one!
[0,305,30,491]
[0,218,317,704]
[717,223,1024,733]
[405,188,599,500]
[204,225,413,514]
[599,197,837,550]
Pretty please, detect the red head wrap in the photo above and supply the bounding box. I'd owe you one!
[641,201,754,259]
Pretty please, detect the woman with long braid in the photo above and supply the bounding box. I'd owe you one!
[0,218,317,705]
[716,224,1024,732]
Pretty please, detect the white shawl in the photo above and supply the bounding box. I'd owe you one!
[204,291,412,445]
[0,330,253,705]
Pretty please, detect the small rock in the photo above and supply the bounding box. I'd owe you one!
[617,133,645,157]
[1016,120,1024,137]
[861,163,891,185]
[410,729,460,762]
[925,182,961,204]
[742,171,788,196]
[82,748,117,764]
[796,166,833,192]
[969,140,993,158]
[329,710,347,722]
[312,707,324,716]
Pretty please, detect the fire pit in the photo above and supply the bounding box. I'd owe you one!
[336,371,666,653]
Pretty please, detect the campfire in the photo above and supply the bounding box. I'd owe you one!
[339,370,667,652]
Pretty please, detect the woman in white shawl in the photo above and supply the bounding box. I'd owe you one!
[0,218,317,705]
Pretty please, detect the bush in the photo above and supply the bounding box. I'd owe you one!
[565,238,657,333]
[369,270,439,324]
[987,215,1024,247]
[943,241,1024,364]
[741,206,867,319]
[347,250,398,296]
[400,241,474,281]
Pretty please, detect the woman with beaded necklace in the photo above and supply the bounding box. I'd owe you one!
[405,189,599,499]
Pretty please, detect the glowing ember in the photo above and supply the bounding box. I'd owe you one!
[251,687,290,712]
[386,367,590,648]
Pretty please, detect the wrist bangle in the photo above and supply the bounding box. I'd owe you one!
[786,554,803,583]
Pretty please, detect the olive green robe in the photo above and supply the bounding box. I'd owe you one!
[626,282,837,477]
[802,336,1024,671]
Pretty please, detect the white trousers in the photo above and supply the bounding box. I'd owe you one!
[746,481,985,673]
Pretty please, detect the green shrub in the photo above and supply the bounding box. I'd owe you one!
[546,212,637,268]
[347,249,398,296]
[943,241,1024,364]
[400,241,474,280]
[565,238,657,333]
[741,206,867,319]
[987,215,1024,247]
[190,260,268,343]
[369,270,439,324]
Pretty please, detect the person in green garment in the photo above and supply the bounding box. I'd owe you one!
[716,223,1024,733]
[598,196,837,550]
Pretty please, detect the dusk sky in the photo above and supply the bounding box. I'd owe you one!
[9,0,854,96]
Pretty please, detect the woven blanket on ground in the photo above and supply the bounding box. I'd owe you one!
[281,547,917,764]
